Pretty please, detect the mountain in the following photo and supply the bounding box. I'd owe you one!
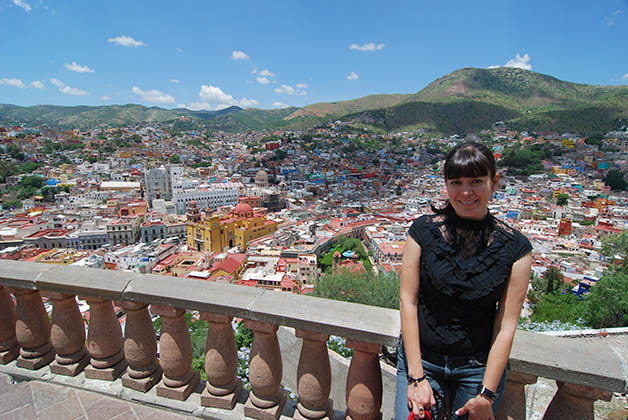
[2,67,627,135]
[0,104,241,129]
[283,94,410,120]
[349,67,628,135]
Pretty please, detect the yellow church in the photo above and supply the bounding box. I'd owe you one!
[186,201,280,253]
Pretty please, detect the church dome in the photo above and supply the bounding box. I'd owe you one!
[233,203,253,216]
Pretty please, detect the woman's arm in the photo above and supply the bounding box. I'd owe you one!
[455,253,532,419]
[400,236,435,417]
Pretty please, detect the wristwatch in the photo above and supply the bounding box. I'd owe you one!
[478,385,497,401]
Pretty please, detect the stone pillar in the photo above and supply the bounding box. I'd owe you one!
[81,297,127,380]
[542,381,613,420]
[0,287,19,364]
[496,371,537,420]
[200,313,242,409]
[11,287,55,370]
[294,329,332,420]
[244,320,286,420]
[345,339,382,420]
[118,301,161,392]
[47,292,89,376]
[152,305,199,401]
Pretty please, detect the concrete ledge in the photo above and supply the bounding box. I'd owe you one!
[510,330,627,394]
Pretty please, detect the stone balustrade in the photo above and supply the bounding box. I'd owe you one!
[0,260,626,420]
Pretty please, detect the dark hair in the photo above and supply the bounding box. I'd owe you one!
[443,142,496,180]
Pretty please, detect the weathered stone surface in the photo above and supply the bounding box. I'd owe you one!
[244,390,287,420]
[39,265,135,301]
[0,260,56,289]
[156,371,200,401]
[509,330,626,394]
[345,340,382,420]
[200,379,242,410]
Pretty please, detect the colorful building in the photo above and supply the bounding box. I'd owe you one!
[186,202,280,253]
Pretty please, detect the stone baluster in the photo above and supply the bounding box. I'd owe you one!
[542,381,613,420]
[244,320,286,420]
[0,286,19,364]
[345,339,382,420]
[294,329,332,420]
[47,292,89,376]
[11,287,55,369]
[152,305,199,401]
[81,297,127,380]
[496,371,537,420]
[118,301,161,392]
[200,313,242,409]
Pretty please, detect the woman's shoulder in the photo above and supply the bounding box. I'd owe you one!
[408,213,443,244]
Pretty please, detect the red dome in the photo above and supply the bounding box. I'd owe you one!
[233,203,253,215]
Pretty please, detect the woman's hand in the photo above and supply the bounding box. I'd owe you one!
[407,379,436,419]
[455,395,494,420]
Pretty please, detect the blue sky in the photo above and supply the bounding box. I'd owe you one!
[1,0,627,110]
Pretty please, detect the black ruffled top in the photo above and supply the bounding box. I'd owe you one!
[407,207,532,356]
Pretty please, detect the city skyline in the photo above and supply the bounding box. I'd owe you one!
[1,0,627,110]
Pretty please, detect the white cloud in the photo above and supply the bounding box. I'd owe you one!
[30,80,44,89]
[49,78,64,87]
[108,35,145,47]
[60,85,88,96]
[13,0,31,12]
[296,83,309,89]
[275,84,307,96]
[197,84,257,108]
[275,85,295,95]
[504,53,532,70]
[199,85,236,104]
[176,47,183,53]
[347,72,359,81]
[251,68,257,74]
[131,86,175,104]
[101,95,112,101]
[0,78,26,88]
[272,102,290,108]
[186,102,212,111]
[239,98,258,107]
[231,50,250,60]
[64,61,95,73]
[259,69,275,77]
[605,9,623,26]
[170,79,180,84]
[256,77,271,85]
[350,42,385,52]
[622,73,628,81]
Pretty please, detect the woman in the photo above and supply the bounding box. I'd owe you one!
[396,142,532,420]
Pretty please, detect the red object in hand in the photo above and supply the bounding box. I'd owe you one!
[407,410,432,420]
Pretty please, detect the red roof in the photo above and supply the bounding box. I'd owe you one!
[211,253,246,275]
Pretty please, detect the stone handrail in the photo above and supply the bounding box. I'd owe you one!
[0,259,626,420]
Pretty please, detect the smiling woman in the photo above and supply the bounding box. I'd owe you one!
[396,142,532,420]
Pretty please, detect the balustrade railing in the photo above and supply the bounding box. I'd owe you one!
[0,260,625,420]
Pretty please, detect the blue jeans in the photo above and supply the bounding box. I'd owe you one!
[395,339,507,420]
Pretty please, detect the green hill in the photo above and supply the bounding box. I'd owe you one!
[0,104,241,129]
[371,67,628,135]
[2,67,627,135]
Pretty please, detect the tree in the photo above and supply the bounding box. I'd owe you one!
[583,272,628,328]
[169,154,181,164]
[604,169,627,191]
[601,231,628,264]
[529,292,583,324]
[312,269,400,310]
[528,266,568,304]
[556,193,569,206]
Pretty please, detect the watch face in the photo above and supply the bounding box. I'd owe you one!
[479,386,497,400]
